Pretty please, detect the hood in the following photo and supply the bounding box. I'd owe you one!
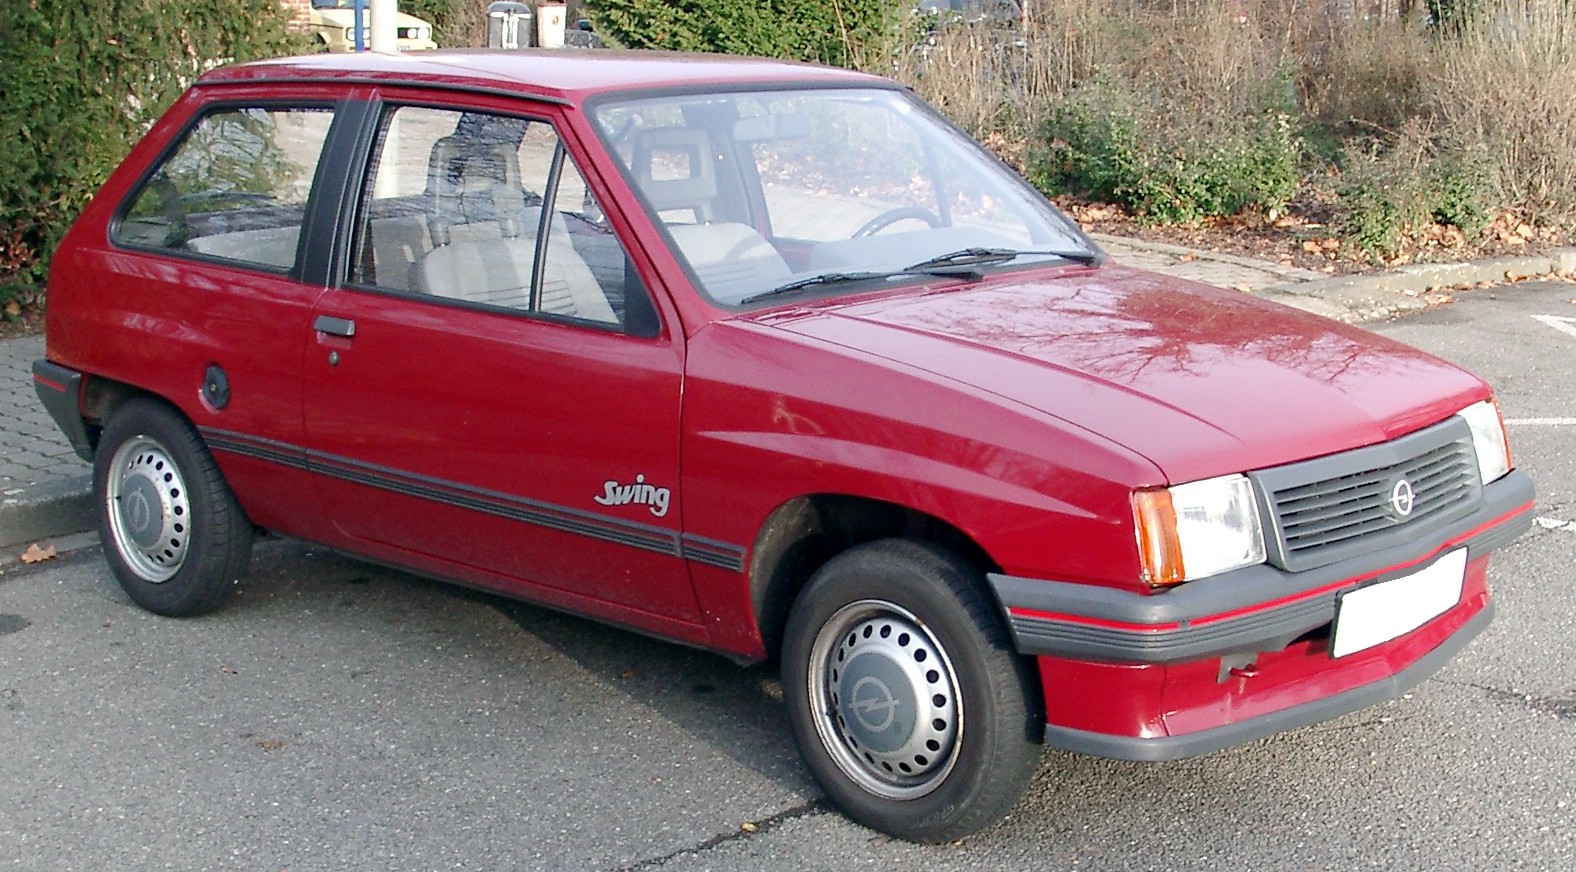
[763,266,1486,484]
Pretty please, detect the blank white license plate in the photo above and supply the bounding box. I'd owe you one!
[1331,549,1467,658]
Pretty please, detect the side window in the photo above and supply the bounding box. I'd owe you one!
[116,106,333,270]
[351,104,648,332]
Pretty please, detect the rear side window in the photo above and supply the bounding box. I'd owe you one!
[348,104,651,333]
[115,106,334,270]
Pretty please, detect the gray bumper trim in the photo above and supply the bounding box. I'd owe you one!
[989,469,1532,664]
[1043,600,1494,761]
[31,359,94,462]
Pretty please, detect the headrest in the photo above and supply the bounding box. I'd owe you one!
[631,127,718,219]
[426,130,526,246]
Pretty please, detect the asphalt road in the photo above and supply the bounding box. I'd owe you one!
[3,283,1574,871]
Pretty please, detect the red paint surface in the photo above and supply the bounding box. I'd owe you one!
[1038,555,1493,740]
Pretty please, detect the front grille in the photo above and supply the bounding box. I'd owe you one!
[1250,416,1482,572]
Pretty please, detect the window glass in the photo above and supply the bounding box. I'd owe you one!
[351,104,642,331]
[594,89,1087,307]
[117,106,333,270]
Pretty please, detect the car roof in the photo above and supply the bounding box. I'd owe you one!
[198,49,892,103]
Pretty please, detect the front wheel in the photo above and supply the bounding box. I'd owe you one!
[94,398,252,616]
[781,539,1043,842]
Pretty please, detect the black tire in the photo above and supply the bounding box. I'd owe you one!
[93,398,252,616]
[780,539,1043,842]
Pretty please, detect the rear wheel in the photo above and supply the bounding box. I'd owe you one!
[781,539,1042,842]
[94,399,252,616]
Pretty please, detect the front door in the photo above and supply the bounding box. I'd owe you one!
[302,97,697,626]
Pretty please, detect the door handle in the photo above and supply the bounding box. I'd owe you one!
[313,315,356,338]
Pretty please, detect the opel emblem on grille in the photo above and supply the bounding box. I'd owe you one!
[1389,477,1416,518]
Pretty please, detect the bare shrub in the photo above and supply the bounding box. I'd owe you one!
[1301,15,1432,133]
[894,0,1573,240]
[1429,0,1576,221]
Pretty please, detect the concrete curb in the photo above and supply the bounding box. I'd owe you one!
[1261,247,1576,324]
[0,474,94,551]
[1089,233,1328,283]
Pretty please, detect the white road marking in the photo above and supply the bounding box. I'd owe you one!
[1533,314,1576,339]
[1534,517,1576,532]
[1505,418,1576,426]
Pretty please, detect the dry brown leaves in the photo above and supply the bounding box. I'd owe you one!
[19,543,57,564]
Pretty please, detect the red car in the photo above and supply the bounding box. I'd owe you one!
[34,50,1533,841]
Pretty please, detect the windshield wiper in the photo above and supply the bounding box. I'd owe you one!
[738,247,1103,306]
[738,270,893,305]
[902,247,1103,273]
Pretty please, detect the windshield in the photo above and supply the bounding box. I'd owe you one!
[592,88,1095,307]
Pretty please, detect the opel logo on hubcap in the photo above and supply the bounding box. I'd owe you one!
[1389,477,1416,518]
[127,491,153,534]
[849,676,900,733]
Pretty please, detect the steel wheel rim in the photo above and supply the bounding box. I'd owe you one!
[806,599,963,800]
[105,435,192,583]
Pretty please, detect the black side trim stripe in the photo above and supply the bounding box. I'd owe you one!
[201,430,311,471]
[681,534,747,573]
[200,427,747,571]
[306,449,679,556]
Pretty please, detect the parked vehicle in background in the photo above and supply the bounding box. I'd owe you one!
[34,50,1533,843]
[913,0,1024,26]
[310,0,437,51]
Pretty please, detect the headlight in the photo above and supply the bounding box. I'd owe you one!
[1457,399,1511,485]
[1132,474,1266,586]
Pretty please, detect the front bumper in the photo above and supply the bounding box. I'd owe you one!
[987,468,1534,759]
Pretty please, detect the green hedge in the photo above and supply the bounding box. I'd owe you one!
[1031,77,1302,226]
[0,0,302,297]
[584,0,909,67]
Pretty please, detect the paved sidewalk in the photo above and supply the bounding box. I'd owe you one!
[4,240,1575,554]
[1,335,92,550]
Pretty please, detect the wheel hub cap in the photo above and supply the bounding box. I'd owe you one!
[105,438,192,583]
[838,652,916,753]
[811,601,962,799]
[118,474,165,548]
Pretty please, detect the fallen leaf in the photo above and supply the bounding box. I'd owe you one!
[1321,238,1340,250]
[19,543,57,564]
[740,821,758,833]
[3,300,20,317]
[257,739,284,751]
[1177,253,1196,263]
[1234,283,1252,293]
[1301,240,1322,254]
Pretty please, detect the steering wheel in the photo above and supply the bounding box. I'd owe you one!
[851,206,944,238]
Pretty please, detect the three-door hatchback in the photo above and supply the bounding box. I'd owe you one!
[35,50,1535,841]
